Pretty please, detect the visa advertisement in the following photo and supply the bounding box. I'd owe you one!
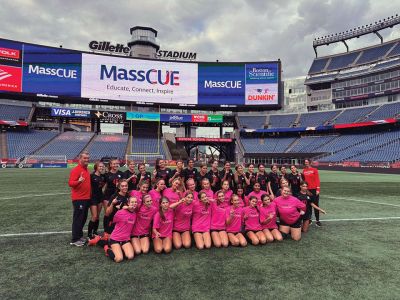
[23,44,82,97]
[0,38,281,108]
[51,107,91,118]
[81,53,198,104]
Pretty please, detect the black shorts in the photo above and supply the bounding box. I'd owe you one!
[279,217,302,228]
[109,238,130,246]
[90,197,102,206]
[192,230,210,234]
[245,230,262,234]
[210,229,226,233]
[303,206,313,221]
[173,230,190,234]
[131,234,150,239]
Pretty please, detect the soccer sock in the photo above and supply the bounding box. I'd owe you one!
[98,240,107,247]
[103,216,109,233]
[93,220,99,235]
[107,249,115,261]
[280,231,290,239]
[315,209,320,222]
[88,221,95,238]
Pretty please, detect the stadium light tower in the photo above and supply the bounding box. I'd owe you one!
[313,14,400,57]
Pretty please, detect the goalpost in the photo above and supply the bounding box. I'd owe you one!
[22,155,67,165]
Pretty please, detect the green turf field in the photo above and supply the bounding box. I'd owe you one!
[0,169,399,299]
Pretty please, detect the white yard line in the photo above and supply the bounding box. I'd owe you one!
[325,196,400,208]
[0,192,69,200]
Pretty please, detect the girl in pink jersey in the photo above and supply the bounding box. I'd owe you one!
[214,180,233,206]
[152,197,174,253]
[148,179,166,208]
[129,181,149,208]
[104,196,137,263]
[131,194,157,255]
[274,186,306,241]
[236,185,246,207]
[200,178,214,201]
[210,191,229,248]
[170,192,194,249]
[184,178,198,202]
[226,194,247,247]
[192,191,212,249]
[247,182,268,206]
[243,196,266,245]
[163,178,182,204]
[259,194,282,242]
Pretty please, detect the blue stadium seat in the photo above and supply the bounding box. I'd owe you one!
[0,104,31,121]
[6,130,58,158]
[86,134,129,160]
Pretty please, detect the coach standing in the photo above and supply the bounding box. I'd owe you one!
[68,151,91,246]
[302,159,321,227]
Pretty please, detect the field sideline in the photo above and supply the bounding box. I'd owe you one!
[0,169,399,299]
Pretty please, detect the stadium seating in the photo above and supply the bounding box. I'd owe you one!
[6,130,58,158]
[386,43,400,58]
[287,136,337,153]
[298,110,339,127]
[268,114,298,128]
[131,124,166,158]
[332,106,378,124]
[241,137,297,153]
[326,52,359,71]
[351,140,400,162]
[363,102,400,121]
[34,131,94,159]
[0,104,31,121]
[356,42,396,65]
[308,58,329,74]
[238,116,266,129]
[86,134,129,160]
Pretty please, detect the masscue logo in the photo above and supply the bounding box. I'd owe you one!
[28,65,78,79]
[204,80,242,89]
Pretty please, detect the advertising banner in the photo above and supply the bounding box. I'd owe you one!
[207,115,223,123]
[126,111,160,121]
[160,114,192,123]
[245,63,279,105]
[176,137,233,142]
[0,40,23,93]
[51,107,91,118]
[81,53,198,104]
[92,110,125,123]
[22,44,82,97]
[198,63,245,105]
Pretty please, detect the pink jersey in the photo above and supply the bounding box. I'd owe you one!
[110,209,136,242]
[214,189,233,206]
[259,203,278,230]
[148,189,162,208]
[173,202,194,232]
[129,190,144,207]
[225,206,243,233]
[248,190,268,206]
[192,201,211,232]
[274,195,306,225]
[210,201,228,230]
[152,209,174,238]
[243,206,262,231]
[237,195,246,207]
[131,205,157,236]
[163,188,181,204]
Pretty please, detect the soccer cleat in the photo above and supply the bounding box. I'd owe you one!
[104,245,109,256]
[88,235,101,246]
[316,221,322,227]
[101,232,110,241]
[70,240,85,247]
[309,219,313,225]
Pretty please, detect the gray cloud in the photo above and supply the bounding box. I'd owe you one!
[1,0,399,77]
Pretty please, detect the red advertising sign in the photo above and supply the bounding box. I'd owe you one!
[390,162,400,169]
[191,114,208,123]
[0,65,22,92]
[343,161,361,167]
[176,137,233,143]
[0,47,20,60]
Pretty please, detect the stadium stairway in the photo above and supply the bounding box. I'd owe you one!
[357,105,382,122]
[125,135,132,160]
[284,138,300,153]
[80,133,103,157]
[27,104,36,123]
[162,137,172,160]
[294,114,301,127]
[264,115,270,128]
[329,109,345,124]
[0,132,8,158]
[30,131,61,156]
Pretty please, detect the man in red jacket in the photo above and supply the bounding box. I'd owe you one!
[68,151,91,246]
[302,159,322,227]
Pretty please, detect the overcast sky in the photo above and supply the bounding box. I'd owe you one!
[1,0,399,78]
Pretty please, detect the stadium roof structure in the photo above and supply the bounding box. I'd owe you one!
[313,15,400,57]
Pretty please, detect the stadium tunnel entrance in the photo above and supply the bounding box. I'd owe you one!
[176,139,235,163]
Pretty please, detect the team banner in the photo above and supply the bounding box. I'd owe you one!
[81,54,198,104]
